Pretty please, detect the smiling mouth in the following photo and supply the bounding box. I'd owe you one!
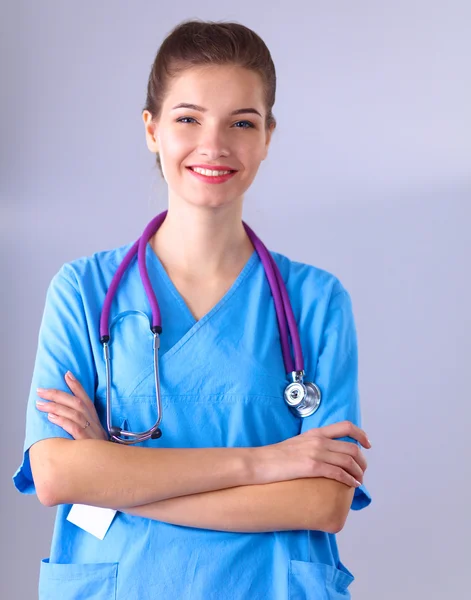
[186,167,238,183]
[187,167,237,174]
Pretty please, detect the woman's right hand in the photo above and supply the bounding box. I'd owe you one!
[256,421,371,488]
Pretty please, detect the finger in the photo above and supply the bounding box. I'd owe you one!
[36,387,94,422]
[46,413,92,440]
[326,439,368,472]
[64,371,95,411]
[315,463,361,488]
[317,421,371,449]
[315,448,365,483]
[36,400,90,430]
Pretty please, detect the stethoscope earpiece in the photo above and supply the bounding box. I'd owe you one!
[151,429,162,440]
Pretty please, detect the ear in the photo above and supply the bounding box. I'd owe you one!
[262,123,275,161]
[142,110,159,153]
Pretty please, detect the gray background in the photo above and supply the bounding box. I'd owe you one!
[2,1,470,598]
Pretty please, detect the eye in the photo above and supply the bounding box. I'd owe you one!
[233,120,255,129]
[175,117,255,129]
[176,117,197,124]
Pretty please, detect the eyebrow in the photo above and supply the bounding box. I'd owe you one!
[171,103,262,117]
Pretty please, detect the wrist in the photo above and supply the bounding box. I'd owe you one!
[242,446,271,486]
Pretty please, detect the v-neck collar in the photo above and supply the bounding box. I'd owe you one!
[146,240,259,330]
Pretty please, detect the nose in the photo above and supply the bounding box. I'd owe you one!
[197,125,230,160]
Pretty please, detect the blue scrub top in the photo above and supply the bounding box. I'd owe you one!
[13,240,371,600]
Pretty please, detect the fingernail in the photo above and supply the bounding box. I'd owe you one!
[37,388,47,393]
[66,371,76,381]
[354,479,362,487]
[36,401,46,407]
[367,438,372,447]
[48,414,57,420]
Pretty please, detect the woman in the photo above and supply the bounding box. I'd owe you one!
[13,19,372,599]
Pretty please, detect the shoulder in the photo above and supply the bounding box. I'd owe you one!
[50,240,135,294]
[269,249,350,308]
[268,250,357,376]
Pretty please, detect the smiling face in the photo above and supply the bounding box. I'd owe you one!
[143,64,274,210]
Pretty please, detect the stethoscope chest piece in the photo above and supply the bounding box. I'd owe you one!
[284,372,321,418]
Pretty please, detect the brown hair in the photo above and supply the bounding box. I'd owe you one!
[142,19,277,177]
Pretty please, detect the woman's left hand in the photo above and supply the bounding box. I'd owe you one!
[36,371,108,441]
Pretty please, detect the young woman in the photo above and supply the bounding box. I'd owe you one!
[13,19,372,600]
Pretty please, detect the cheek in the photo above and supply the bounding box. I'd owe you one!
[240,135,266,160]
[160,130,192,162]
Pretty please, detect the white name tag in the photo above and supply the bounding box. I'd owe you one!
[67,504,117,540]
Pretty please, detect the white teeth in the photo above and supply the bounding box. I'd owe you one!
[191,167,232,176]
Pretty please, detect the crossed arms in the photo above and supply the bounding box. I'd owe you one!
[30,438,355,534]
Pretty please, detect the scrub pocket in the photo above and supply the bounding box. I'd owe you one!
[289,559,354,600]
[39,558,118,600]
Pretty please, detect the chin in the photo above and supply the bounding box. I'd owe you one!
[173,185,245,209]
[188,194,240,210]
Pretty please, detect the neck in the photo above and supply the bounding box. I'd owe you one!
[149,202,254,280]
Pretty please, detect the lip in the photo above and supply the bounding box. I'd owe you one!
[186,167,237,185]
[188,164,237,171]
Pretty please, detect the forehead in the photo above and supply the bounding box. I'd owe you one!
[163,65,265,110]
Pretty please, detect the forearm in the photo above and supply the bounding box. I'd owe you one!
[31,438,256,509]
[122,477,341,533]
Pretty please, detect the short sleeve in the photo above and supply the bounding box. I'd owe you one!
[12,264,97,495]
[300,287,372,511]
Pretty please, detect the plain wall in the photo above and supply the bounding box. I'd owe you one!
[1,1,470,598]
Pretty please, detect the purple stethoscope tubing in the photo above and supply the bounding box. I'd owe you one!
[100,210,321,444]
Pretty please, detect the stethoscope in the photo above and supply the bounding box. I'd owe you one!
[100,210,321,444]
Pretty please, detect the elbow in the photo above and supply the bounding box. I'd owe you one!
[324,509,349,534]
[34,468,60,508]
[29,439,71,507]
[309,482,354,534]
[324,486,355,533]
[37,465,63,507]
[34,462,62,508]
[38,485,59,508]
